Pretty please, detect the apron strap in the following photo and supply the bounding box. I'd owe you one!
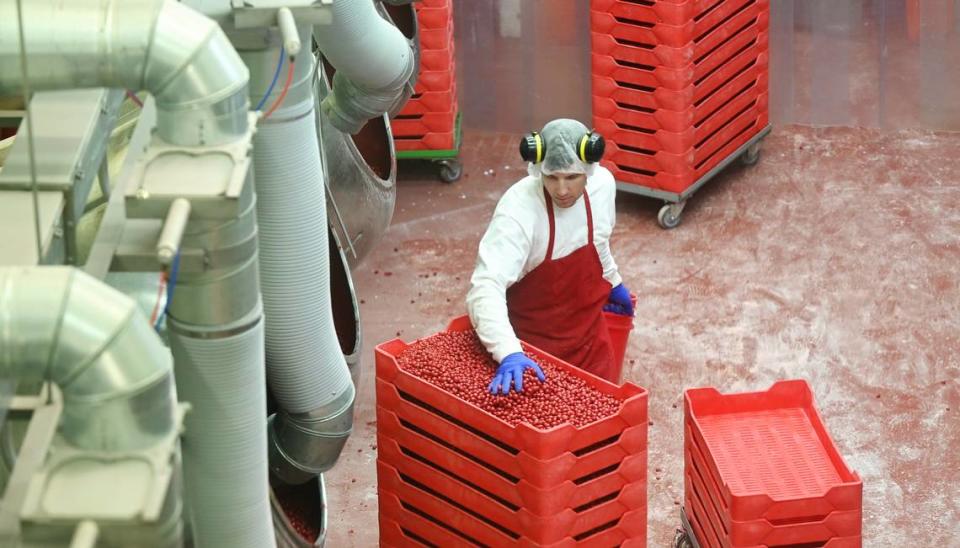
[542,186,557,262]
[584,192,594,245]
[541,185,595,259]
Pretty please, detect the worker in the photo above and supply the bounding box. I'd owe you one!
[467,118,633,395]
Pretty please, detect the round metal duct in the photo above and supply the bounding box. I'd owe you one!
[317,56,397,269]
[270,475,327,548]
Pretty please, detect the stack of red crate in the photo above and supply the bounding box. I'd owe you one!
[684,380,863,548]
[376,316,649,547]
[391,0,459,152]
[590,0,770,194]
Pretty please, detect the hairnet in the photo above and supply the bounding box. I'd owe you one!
[526,118,597,178]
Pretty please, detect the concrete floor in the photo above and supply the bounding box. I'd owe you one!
[324,125,960,546]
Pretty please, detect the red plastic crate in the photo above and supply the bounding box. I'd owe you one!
[591,46,767,116]
[591,32,768,95]
[380,489,647,548]
[391,110,457,135]
[590,0,708,26]
[684,434,862,547]
[377,405,646,515]
[592,80,767,154]
[603,109,767,193]
[420,25,454,53]
[590,0,768,49]
[395,87,458,117]
[684,381,862,523]
[415,5,453,29]
[590,0,769,69]
[603,94,766,174]
[413,70,455,93]
[420,45,455,72]
[686,446,861,547]
[378,455,645,545]
[375,316,648,545]
[394,132,456,151]
[375,316,648,461]
[415,0,450,8]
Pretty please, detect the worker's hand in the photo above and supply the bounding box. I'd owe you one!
[604,283,634,316]
[489,352,546,395]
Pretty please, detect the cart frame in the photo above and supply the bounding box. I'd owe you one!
[615,124,772,228]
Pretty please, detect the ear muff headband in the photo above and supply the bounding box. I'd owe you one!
[519,129,605,164]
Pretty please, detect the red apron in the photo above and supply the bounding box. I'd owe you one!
[506,187,616,381]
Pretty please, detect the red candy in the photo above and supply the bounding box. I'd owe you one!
[396,330,622,429]
[272,477,321,543]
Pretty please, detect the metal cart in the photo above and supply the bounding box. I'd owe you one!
[617,125,771,229]
[395,113,463,183]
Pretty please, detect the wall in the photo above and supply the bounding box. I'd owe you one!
[453,0,960,133]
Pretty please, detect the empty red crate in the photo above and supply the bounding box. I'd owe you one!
[379,488,647,548]
[419,25,454,50]
[415,0,450,8]
[391,110,457,135]
[415,5,453,29]
[590,0,768,70]
[591,33,767,96]
[378,455,645,545]
[377,404,646,515]
[591,46,767,117]
[603,108,767,193]
[420,45,455,72]
[686,446,861,546]
[394,132,457,151]
[590,0,768,49]
[684,380,862,523]
[413,70,455,93]
[395,87,458,117]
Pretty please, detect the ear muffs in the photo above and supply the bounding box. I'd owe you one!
[519,129,606,164]
[577,131,606,163]
[519,132,544,163]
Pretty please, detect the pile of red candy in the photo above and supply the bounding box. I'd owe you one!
[396,330,622,429]
[272,477,321,543]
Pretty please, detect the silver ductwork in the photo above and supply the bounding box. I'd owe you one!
[0,267,176,452]
[238,29,355,487]
[164,169,275,548]
[319,56,398,268]
[0,0,249,147]
[315,0,416,133]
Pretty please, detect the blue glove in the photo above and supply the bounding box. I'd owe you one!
[488,352,546,395]
[604,283,634,316]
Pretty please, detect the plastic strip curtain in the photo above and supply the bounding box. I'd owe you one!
[453,0,960,132]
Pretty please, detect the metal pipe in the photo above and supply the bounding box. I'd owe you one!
[0,0,250,147]
[315,0,416,133]
[0,267,176,452]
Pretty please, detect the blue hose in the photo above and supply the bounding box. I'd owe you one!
[255,46,286,112]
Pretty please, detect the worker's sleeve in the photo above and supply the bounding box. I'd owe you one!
[595,171,623,288]
[466,211,530,363]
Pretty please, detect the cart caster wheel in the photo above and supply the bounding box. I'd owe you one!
[673,528,693,548]
[741,142,761,166]
[658,204,682,229]
[438,160,462,183]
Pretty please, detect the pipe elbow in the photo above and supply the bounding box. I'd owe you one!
[147,0,250,145]
[0,267,177,452]
[268,382,356,485]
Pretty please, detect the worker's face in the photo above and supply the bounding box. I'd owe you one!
[542,172,587,208]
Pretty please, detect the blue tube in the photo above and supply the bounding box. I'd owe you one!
[255,46,286,112]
